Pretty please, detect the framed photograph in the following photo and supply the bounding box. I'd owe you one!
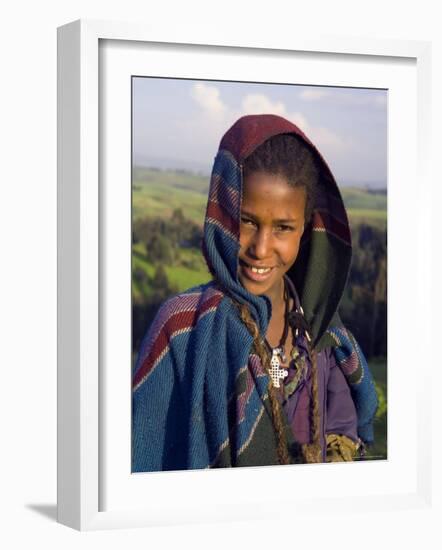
[57,19,432,530]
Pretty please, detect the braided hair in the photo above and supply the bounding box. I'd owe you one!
[236,301,291,464]
[239,133,322,464]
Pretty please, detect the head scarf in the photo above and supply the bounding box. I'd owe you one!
[202,114,352,347]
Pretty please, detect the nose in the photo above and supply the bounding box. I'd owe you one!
[248,227,273,260]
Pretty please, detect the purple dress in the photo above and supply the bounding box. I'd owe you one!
[280,279,358,461]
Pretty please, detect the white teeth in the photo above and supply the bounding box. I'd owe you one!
[250,266,271,274]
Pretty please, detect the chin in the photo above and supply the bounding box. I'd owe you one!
[239,275,270,296]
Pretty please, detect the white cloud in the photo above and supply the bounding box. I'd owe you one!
[307,125,351,155]
[187,85,353,164]
[345,92,388,108]
[299,89,330,101]
[288,112,310,133]
[190,82,227,118]
[335,90,387,108]
[299,87,387,109]
[236,93,350,155]
[241,93,287,116]
[238,95,310,136]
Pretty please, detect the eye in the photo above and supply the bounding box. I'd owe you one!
[275,224,295,233]
[240,216,256,227]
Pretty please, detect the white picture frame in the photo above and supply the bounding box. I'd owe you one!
[57,19,432,531]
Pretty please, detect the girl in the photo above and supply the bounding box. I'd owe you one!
[132,114,378,471]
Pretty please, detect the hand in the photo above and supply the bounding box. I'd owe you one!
[326,433,359,462]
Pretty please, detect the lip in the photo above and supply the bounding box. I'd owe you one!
[239,260,276,283]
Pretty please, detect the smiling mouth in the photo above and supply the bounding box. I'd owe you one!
[249,266,272,274]
[240,260,275,282]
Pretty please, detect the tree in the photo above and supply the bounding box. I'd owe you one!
[340,223,387,358]
[146,233,172,263]
[152,264,169,290]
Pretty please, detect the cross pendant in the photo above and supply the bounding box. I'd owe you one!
[269,348,288,388]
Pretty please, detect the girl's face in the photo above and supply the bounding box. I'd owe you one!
[238,171,306,302]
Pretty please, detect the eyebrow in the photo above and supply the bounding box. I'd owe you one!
[240,210,299,224]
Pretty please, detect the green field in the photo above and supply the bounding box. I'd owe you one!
[132,167,208,224]
[133,167,387,228]
[132,241,211,304]
[363,359,387,460]
[348,208,387,220]
[340,186,387,211]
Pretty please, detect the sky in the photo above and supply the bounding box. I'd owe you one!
[132,77,387,188]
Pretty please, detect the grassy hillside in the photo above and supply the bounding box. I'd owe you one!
[341,186,387,211]
[132,241,210,302]
[132,167,208,224]
[133,167,387,227]
[341,187,387,230]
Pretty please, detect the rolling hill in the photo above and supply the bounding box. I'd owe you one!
[132,167,387,227]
